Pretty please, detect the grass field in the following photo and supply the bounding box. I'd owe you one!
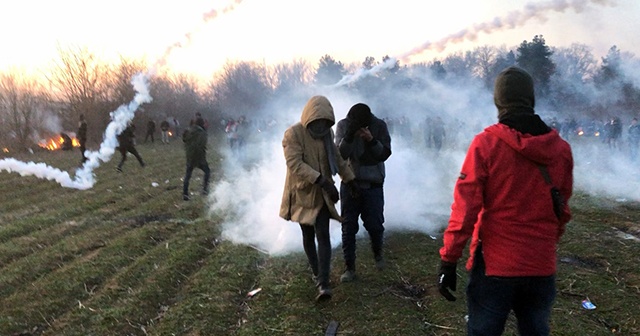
[1,134,639,335]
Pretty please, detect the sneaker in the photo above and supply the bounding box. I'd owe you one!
[183,194,190,201]
[315,286,332,302]
[375,257,385,271]
[116,167,123,173]
[340,269,356,283]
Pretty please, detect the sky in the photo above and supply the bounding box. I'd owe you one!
[1,0,639,79]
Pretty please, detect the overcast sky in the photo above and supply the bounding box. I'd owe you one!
[1,0,638,78]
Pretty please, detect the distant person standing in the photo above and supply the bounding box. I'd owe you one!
[225,119,239,149]
[172,117,181,139]
[279,95,357,302]
[628,117,640,160]
[160,119,171,144]
[182,117,210,201]
[77,114,88,164]
[431,116,446,152]
[116,123,145,172]
[334,103,392,282]
[144,119,156,143]
[438,67,573,335]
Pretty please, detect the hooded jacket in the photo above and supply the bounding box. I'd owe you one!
[440,67,573,277]
[335,111,391,186]
[279,96,355,225]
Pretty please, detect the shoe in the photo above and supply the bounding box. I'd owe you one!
[340,269,356,283]
[375,257,385,271]
[183,194,190,201]
[315,286,332,302]
[116,167,123,173]
[312,274,319,285]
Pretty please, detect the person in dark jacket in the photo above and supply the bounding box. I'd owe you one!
[78,114,88,164]
[437,66,573,336]
[160,119,171,144]
[334,103,392,282]
[145,119,156,143]
[116,123,145,172]
[182,117,210,201]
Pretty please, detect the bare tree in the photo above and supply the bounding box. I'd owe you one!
[270,59,313,96]
[46,45,111,141]
[209,61,272,120]
[552,44,597,83]
[0,71,48,151]
[469,45,502,87]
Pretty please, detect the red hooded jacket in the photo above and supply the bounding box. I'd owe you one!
[440,123,573,277]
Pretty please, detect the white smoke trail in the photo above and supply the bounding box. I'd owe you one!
[0,74,152,190]
[398,0,617,62]
[1,2,244,189]
[332,0,617,87]
[154,0,245,70]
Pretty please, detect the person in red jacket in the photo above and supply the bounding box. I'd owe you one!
[438,66,573,336]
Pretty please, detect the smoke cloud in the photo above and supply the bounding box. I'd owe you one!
[209,75,493,255]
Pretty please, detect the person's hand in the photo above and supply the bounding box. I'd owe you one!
[356,127,373,142]
[437,260,457,302]
[346,180,360,198]
[317,176,339,203]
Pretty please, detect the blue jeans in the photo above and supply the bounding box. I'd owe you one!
[340,182,385,269]
[467,249,556,336]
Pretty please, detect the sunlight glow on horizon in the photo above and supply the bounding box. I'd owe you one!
[0,0,638,80]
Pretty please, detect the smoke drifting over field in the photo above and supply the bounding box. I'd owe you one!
[208,0,640,256]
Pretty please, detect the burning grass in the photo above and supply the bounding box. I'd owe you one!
[0,136,639,335]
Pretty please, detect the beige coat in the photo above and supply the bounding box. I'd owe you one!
[279,96,355,225]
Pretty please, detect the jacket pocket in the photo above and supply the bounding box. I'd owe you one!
[294,183,318,208]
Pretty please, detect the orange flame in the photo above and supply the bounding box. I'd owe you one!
[38,135,80,151]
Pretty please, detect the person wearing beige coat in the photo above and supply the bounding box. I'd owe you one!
[280,95,356,302]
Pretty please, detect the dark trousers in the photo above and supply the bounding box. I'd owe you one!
[467,248,556,336]
[182,161,210,196]
[340,182,385,270]
[300,205,331,287]
[79,140,87,163]
[145,132,154,143]
[117,146,144,169]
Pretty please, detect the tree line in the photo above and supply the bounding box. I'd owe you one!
[1,35,639,152]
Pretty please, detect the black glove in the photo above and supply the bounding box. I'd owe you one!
[437,260,457,302]
[317,176,339,203]
[346,180,360,199]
